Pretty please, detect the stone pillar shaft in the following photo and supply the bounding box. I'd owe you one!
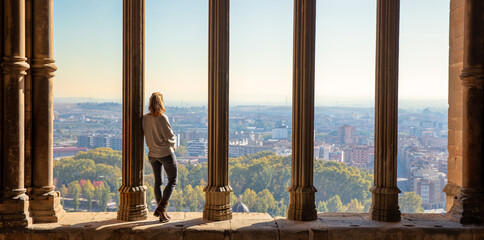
[449,0,484,224]
[28,0,65,223]
[287,0,317,221]
[117,0,148,221]
[0,0,31,228]
[369,0,401,222]
[203,0,232,221]
[24,0,32,198]
[444,0,465,212]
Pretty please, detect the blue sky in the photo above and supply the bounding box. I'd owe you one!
[53,0,449,107]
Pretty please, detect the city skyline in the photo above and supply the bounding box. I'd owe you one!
[54,0,449,106]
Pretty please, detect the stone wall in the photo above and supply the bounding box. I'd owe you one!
[445,0,464,211]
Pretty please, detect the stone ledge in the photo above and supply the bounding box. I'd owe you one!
[1,212,483,240]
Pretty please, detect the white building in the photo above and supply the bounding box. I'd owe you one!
[272,125,288,139]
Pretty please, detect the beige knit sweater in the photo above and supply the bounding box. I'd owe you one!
[142,113,176,158]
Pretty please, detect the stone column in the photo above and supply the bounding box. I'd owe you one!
[369,0,401,222]
[24,0,32,201]
[287,0,317,221]
[0,0,32,228]
[117,0,148,221]
[203,0,232,221]
[449,0,484,224]
[28,0,65,223]
[444,0,465,212]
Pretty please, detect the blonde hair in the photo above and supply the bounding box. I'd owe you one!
[148,92,165,117]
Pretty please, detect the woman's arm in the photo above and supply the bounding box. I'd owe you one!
[160,115,176,149]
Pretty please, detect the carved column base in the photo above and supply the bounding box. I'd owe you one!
[287,186,317,221]
[203,187,232,221]
[449,188,484,224]
[117,186,148,221]
[0,193,31,228]
[443,183,461,212]
[29,187,65,223]
[370,186,401,222]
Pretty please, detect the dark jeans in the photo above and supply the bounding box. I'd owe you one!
[149,153,178,204]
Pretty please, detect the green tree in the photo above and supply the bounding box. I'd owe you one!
[55,158,95,186]
[175,145,188,157]
[194,185,205,211]
[242,188,257,210]
[399,192,424,213]
[362,199,372,213]
[146,184,155,212]
[345,199,364,213]
[326,195,344,212]
[73,147,122,168]
[317,201,328,213]
[68,181,81,211]
[230,191,237,206]
[113,179,121,206]
[177,165,189,188]
[95,182,111,211]
[274,199,287,217]
[313,159,372,204]
[184,185,198,212]
[60,185,68,206]
[82,180,95,211]
[254,189,276,213]
[171,188,184,211]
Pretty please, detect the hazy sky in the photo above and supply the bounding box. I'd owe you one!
[53,0,449,106]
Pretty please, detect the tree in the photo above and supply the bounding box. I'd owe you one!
[194,185,205,211]
[230,191,237,206]
[73,147,122,168]
[184,185,198,212]
[242,188,257,210]
[399,192,424,213]
[55,158,96,186]
[362,199,372,213]
[175,145,188,157]
[254,189,276,213]
[146,184,155,212]
[274,199,287,217]
[317,201,328,213]
[68,181,81,211]
[326,195,344,212]
[95,182,111,211]
[82,180,95,211]
[171,189,184,211]
[60,185,68,206]
[345,199,364,213]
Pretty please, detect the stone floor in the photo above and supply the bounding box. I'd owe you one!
[1,212,484,240]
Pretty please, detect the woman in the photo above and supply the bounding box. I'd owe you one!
[142,92,177,222]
